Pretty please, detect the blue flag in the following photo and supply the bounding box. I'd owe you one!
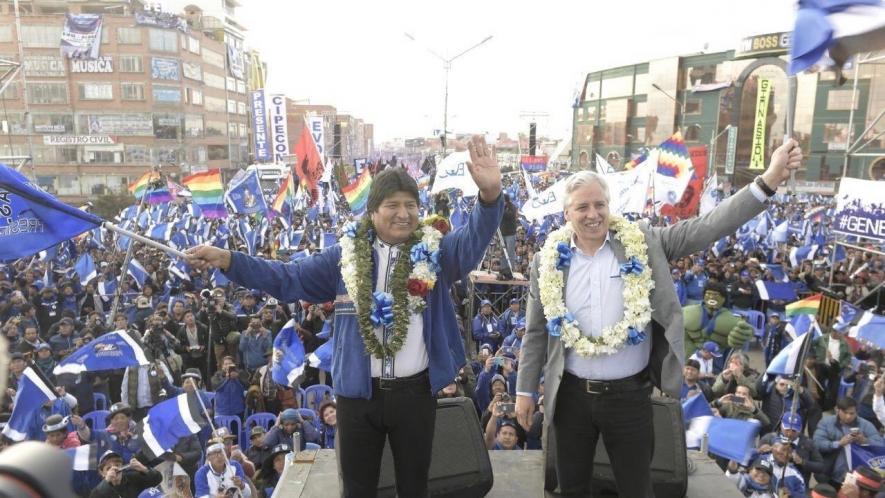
[66,442,102,471]
[767,332,813,376]
[54,331,150,375]
[2,366,58,441]
[847,443,885,474]
[224,169,268,215]
[210,268,229,288]
[272,319,306,386]
[682,392,713,421]
[138,392,211,460]
[127,259,148,289]
[308,337,333,372]
[74,253,97,286]
[321,232,337,250]
[685,415,761,465]
[0,165,103,261]
[755,280,798,302]
[847,310,885,350]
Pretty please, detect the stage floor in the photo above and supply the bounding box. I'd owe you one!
[272,449,743,497]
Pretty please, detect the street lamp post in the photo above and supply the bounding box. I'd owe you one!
[652,83,685,133]
[405,33,493,151]
[709,124,734,174]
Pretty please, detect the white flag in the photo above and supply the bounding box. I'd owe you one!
[430,151,478,196]
[699,172,719,215]
[595,153,614,175]
[607,151,655,215]
[520,175,572,222]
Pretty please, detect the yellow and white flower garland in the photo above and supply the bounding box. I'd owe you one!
[538,216,654,357]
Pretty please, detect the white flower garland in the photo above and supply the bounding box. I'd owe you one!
[340,222,443,315]
[538,216,654,357]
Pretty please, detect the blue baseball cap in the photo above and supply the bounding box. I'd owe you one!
[516,318,526,329]
[702,341,722,357]
[480,300,492,307]
[509,298,519,305]
[781,413,802,431]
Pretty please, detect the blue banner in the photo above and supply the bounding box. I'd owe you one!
[834,178,885,242]
[151,57,180,81]
[251,90,271,162]
[224,169,268,215]
[54,331,150,375]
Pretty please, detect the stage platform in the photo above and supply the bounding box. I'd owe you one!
[272,449,742,497]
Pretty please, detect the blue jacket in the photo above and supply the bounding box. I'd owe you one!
[684,271,708,301]
[224,194,504,398]
[213,378,246,416]
[239,328,272,370]
[194,460,246,498]
[472,314,501,348]
[673,279,687,306]
[92,421,143,463]
[813,414,884,482]
[498,309,524,337]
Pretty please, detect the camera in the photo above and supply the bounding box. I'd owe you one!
[731,396,746,405]
[200,289,212,300]
[499,403,516,416]
[850,428,861,436]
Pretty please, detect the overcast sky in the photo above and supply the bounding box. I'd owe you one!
[237,0,796,143]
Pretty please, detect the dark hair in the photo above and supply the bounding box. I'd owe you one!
[366,168,419,214]
[318,399,337,422]
[836,397,857,411]
[703,280,728,298]
[811,483,837,498]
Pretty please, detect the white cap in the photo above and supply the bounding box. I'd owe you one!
[206,443,225,455]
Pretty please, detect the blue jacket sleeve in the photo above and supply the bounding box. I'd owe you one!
[472,316,486,342]
[223,247,341,304]
[194,466,210,498]
[438,194,504,283]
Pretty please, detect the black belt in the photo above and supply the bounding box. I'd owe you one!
[371,369,430,391]
[563,370,650,395]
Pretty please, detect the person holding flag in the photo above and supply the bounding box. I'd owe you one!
[187,135,504,498]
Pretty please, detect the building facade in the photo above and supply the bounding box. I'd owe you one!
[572,33,885,187]
[0,0,255,200]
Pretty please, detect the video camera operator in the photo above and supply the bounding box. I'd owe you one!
[198,288,238,373]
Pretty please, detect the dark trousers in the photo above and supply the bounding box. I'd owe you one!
[336,373,436,498]
[554,375,655,498]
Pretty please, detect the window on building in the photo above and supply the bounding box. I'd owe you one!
[125,145,151,164]
[207,144,229,160]
[226,76,235,90]
[58,146,77,163]
[186,88,203,105]
[205,120,225,137]
[0,112,27,134]
[85,150,123,164]
[203,72,225,90]
[119,55,143,73]
[0,25,12,43]
[117,27,142,44]
[827,89,859,111]
[153,113,182,139]
[227,99,237,113]
[684,124,702,141]
[823,123,850,150]
[32,113,74,134]
[27,82,68,104]
[685,64,719,88]
[684,98,702,115]
[238,123,247,138]
[0,82,19,100]
[78,82,113,100]
[149,28,178,52]
[185,114,203,138]
[204,96,226,113]
[121,83,145,101]
[187,37,200,54]
[183,62,202,81]
[633,100,647,118]
[600,74,634,100]
[236,80,246,94]
[237,102,247,115]
[228,122,237,137]
[202,48,224,68]
[154,147,179,164]
[21,25,63,48]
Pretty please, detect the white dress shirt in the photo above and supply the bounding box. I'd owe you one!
[564,235,652,380]
[370,238,429,378]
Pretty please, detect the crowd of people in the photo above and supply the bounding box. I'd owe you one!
[0,154,883,498]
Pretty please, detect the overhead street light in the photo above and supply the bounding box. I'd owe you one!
[404,32,493,150]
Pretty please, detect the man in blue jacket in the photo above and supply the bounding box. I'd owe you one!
[813,397,884,486]
[187,135,503,498]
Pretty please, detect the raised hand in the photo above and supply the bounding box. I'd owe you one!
[762,139,803,189]
[186,245,232,271]
[466,135,502,203]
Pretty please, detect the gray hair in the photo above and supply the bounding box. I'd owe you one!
[562,171,610,210]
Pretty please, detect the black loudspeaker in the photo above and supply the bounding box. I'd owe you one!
[545,396,688,498]
[377,397,493,498]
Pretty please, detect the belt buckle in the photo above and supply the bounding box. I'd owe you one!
[378,377,396,390]
[585,380,605,395]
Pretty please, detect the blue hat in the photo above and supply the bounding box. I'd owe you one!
[740,270,750,277]
[480,343,493,352]
[509,298,519,304]
[671,268,680,275]
[480,299,492,307]
[781,413,802,431]
[702,341,722,357]
[516,318,526,329]
[280,408,299,422]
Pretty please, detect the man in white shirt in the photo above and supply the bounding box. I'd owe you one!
[516,140,802,496]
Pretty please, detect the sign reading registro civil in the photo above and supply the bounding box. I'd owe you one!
[43,135,115,146]
[734,32,792,59]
